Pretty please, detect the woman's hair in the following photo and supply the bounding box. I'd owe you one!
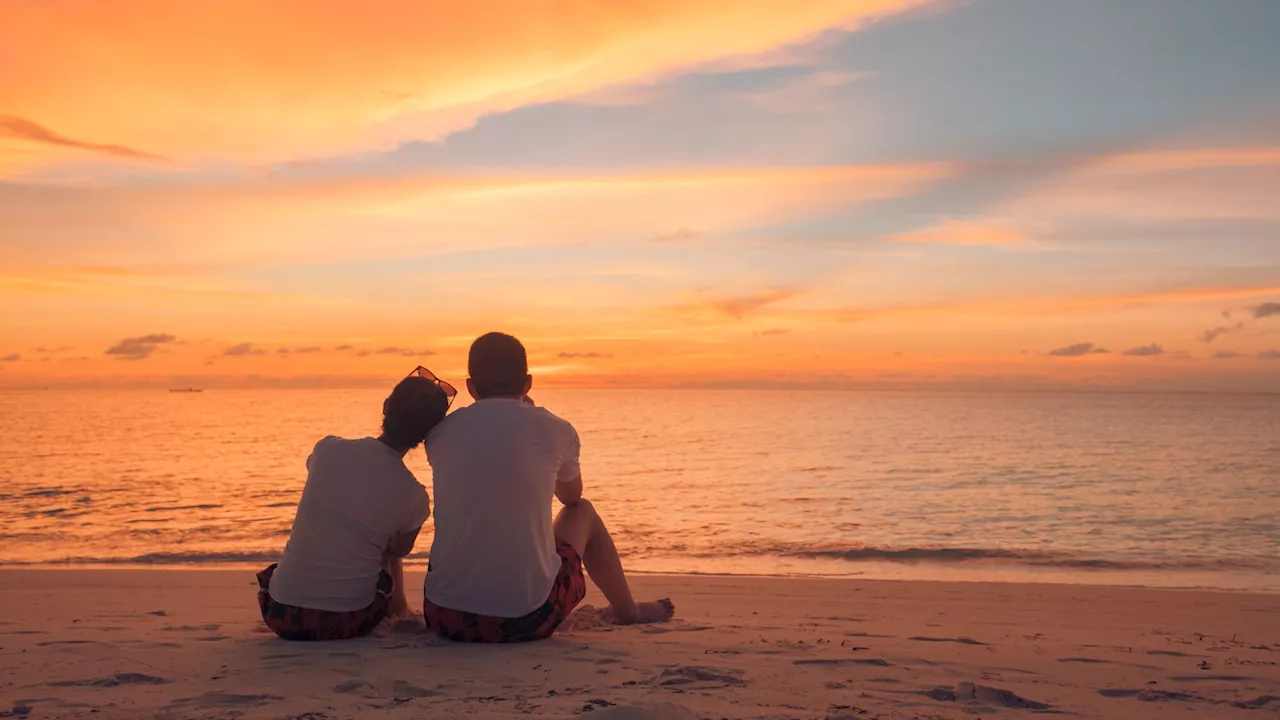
[381,376,449,450]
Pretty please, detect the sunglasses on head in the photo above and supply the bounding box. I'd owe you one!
[406,366,458,408]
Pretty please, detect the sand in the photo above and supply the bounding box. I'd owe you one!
[1,570,1277,719]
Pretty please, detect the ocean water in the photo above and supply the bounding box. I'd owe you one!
[1,389,1277,592]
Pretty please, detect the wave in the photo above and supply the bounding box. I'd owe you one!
[707,544,1274,572]
[0,551,282,566]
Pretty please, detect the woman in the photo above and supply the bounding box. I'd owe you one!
[257,369,455,641]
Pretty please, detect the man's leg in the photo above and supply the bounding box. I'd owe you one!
[382,550,411,618]
[554,499,674,625]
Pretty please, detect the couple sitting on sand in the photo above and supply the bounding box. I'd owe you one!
[256,332,674,643]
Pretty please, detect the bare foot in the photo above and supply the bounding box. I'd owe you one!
[607,598,675,625]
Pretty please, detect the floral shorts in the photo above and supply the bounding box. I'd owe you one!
[423,539,587,643]
[256,563,393,641]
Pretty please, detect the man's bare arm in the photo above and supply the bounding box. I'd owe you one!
[556,474,584,506]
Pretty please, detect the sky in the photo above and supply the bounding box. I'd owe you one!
[2,0,1279,391]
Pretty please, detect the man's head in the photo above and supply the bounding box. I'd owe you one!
[381,376,450,451]
[467,332,531,400]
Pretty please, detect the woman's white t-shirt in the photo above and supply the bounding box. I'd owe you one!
[269,436,429,612]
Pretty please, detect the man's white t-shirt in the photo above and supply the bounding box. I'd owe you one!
[424,398,581,618]
[269,436,429,612]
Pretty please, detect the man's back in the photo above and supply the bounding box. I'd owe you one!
[424,398,580,618]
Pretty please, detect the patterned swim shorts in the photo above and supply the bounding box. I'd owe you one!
[256,563,393,641]
[422,539,587,643]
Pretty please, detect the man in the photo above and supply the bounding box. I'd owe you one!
[423,332,674,642]
[257,374,451,641]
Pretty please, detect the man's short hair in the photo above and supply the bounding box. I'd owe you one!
[469,332,528,399]
[382,376,449,449]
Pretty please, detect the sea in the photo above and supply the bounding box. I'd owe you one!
[1,389,1277,592]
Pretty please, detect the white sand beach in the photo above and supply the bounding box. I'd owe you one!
[1,570,1277,719]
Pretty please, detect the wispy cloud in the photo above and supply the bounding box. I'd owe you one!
[889,219,1028,247]
[651,228,700,244]
[277,346,323,355]
[223,343,266,357]
[0,116,168,163]
[1122,344,1164,357]
[1261,350,1280,360]
[334,344,354,351]
[1212,351,1242,359]
[704,289,801,320]
[1255,302,1280,319]
[104,333,177,360]
[758,328,791,336]
[558,351,613,359]
[1,353,19,362]
[1201,322,1244,343]
[1048,342,1109,357]
[2,1,931,168]
[375,347,436,357]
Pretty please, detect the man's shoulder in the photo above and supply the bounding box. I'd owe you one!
[532,406,577,435]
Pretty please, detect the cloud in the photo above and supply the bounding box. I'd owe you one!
[1212,351,1242,359]
[223,343,267,357]
[557,352,613,359]
[704,289,800,320]
[2,0,930,169]
[334,344,354,351]
[277,346,323,355]
[0,116,168,163]
[1201,322,1244,343]
[1261,350,1280,360]
[104,333,177,360]
[889,219,1029,247]
[651,228,700,244]
[1047,343,1109,357]
[1,353,19,362]
[374,347,436,357]
[1122,344,1164,357]
[1255,302,1280,319]
[758,328,791,336]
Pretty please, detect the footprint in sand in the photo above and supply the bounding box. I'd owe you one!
[391,680,435,698]
[168,692,281,709]
[162,624,221,633]
[1059,657,1160,670]
[924,682,1051,710]
[793,658,892,667]
[332,680,372,694]
[649,666,745,687]
[587,702,699,720]
[908,636,989,646]
[1099,688,1206,702]
[49,673,170,688]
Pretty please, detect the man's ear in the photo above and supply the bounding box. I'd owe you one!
[383,397,390,415]
[466,378,479,401]
[524,374,533,395]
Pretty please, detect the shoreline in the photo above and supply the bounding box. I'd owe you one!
[2,569,1277,718]
[3,562,1276,596]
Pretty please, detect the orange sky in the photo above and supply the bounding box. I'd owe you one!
[2,0,1279,391]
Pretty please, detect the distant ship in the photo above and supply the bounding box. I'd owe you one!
[168,388,205,393]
